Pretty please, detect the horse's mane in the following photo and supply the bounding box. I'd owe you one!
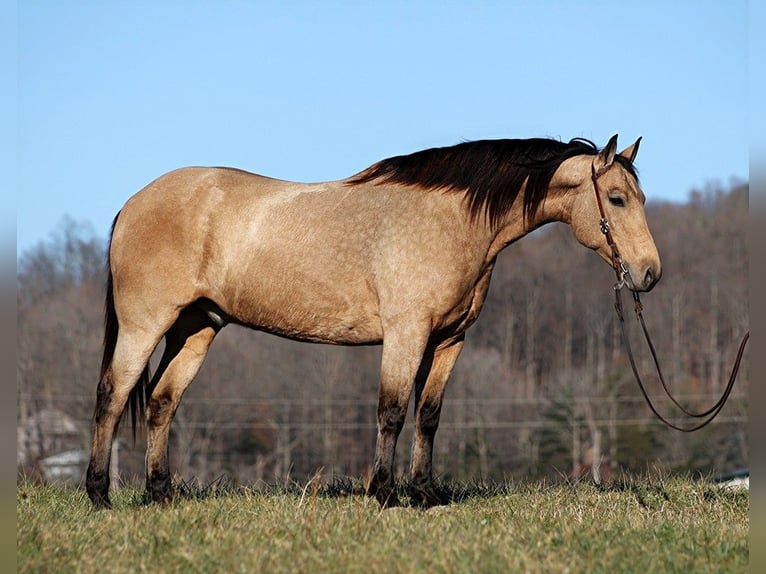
[348,137,638,227]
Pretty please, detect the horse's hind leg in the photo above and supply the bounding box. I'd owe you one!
[144,304,219,503]
[86,327,164,508]
[409,336,464,508]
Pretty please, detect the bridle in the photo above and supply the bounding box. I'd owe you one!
[591,162,630,289]
[590,160,749,432]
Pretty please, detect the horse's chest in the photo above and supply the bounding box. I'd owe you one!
[434,265,494,337]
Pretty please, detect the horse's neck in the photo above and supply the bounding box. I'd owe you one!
[486,188,571,260]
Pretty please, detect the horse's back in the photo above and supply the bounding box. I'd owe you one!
[111,167,387,343]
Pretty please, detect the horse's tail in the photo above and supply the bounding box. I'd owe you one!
[99,211,150,441]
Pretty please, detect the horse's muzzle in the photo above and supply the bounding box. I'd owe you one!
[630,264,661,292]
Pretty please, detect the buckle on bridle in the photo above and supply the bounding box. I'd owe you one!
[613,260,629,291]
[599,217,610,235]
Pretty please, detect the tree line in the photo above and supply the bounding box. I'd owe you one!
[17,181,749,487]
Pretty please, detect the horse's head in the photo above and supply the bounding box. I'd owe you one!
[565,134,661,292]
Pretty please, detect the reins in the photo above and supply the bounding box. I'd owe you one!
[590,162,750,432]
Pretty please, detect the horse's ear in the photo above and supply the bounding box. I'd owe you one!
[594,134,619,172]
[619,136,642,163]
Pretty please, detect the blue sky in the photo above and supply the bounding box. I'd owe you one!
[11,1,749,256]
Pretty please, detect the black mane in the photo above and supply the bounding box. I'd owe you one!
[348,137,638,227]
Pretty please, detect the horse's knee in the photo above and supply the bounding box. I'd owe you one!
[378,403,407,435]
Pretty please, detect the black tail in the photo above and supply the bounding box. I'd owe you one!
[99,212,150,442]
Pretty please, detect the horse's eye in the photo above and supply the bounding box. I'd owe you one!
[609,196,626,207]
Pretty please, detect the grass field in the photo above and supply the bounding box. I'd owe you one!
[17,474,748,573]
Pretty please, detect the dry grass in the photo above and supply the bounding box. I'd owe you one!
[17,474,748,573]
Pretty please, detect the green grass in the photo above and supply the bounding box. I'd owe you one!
[17,474,748,574]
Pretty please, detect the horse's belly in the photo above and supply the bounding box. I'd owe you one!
[217,274,383,346]
[239,307,383,346]
[260,319,382,345]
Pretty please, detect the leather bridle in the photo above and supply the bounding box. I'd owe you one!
[591,160,749,432]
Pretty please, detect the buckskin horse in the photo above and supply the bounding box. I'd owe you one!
[86,134,660,508]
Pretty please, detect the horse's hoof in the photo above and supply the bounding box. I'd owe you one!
[370,484,401,508]
[408,484,447,509]
[147,486,173,505]
[377,490,402,508]
[88,494,112,510]
[366,472,400,508]
[86,467,112,509]
[147,470,173,504]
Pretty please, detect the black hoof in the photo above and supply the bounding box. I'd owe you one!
[376,489,402,508]
[366,475,401,508]
[147,470,173,504]
[85,466,112,509]
[408,483,447,509]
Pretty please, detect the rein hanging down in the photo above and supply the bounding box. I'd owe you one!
[590,161,750,432]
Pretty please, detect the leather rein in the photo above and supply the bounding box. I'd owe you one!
[590,161,749,432]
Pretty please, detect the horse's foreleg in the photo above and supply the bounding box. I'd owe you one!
[367,328,430,508]
[145,308,218,503]
[86,329,159,508]
[409,336,464,508]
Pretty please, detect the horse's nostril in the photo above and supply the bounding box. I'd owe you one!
[644,267,655,289]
